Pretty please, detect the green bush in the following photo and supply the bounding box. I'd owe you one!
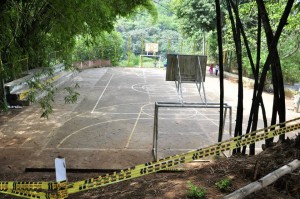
[187,181,206,199]
[215,178,232,192]
[119,54,140,67]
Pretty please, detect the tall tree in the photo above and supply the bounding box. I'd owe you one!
[215,0,224,142]
[0,0,156,114]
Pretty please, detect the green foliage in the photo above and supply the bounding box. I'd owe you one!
[119,54,140,67]
[187,181,206,199]
[207,31,218,63]
[215,178,232,192]
[223,0,300,83]
[0,0,155,115]
[115,0,190,61]
[64,84,80,104]
[172,0,216,36]
[73,31,124,66]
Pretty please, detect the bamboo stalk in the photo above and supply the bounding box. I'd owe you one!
[223,159,300,199]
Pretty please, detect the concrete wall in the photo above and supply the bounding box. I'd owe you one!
[73,59,111,69]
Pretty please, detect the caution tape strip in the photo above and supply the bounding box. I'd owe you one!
[0,189,55,199]
[0,117,300,198]
[66,119,300,194]
[0,181,58,191]
[0,180,68,192]
[0,181,68,199]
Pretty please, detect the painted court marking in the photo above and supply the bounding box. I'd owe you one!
[55,68,234,154]
[125,104,150,149]
[91,73,114,113]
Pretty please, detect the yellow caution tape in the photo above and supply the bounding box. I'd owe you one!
[0,181,68,199]
[0,117,300,199]
[0,181,58,191]
[0,189,55,199]
[66,118,300,194]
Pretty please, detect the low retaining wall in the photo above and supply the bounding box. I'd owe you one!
[73,59,111,69]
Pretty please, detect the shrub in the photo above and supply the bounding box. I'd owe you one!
[215,178,232,192]
[187,181,206,199]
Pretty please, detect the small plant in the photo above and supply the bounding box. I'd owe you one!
[64,83,80,104]
[187,181,206,199]
[215,178,232,191]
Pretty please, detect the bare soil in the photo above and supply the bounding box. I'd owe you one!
[1,108,299,199]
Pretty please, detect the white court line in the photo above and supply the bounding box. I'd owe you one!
[0,146,33,149]
[91,74,114,113]
[56,118,150,148]
[125,104,146,149]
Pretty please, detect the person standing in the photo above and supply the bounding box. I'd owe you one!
[215,64,219,76]
[209,64,214,75]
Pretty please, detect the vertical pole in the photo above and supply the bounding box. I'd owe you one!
[229,106,232,137]
[167,38,171,54]
[114,44,117,66]
[55,157,68,199]
[197,56,207,104]
[202,32,206,55]
[193,41,196,54]
[127,35,131,66]
[180,40,183,54]
[101,47,104,60]
[220,107,227,142]
[153,103,159,161]
[141,37,144,67]
[101,47,104,67]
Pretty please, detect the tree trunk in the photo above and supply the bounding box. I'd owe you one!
[257,1,288,145]
[255,0,293,147]
[215,0,224,142]
[0,56,7,109]
[226,0,243,153]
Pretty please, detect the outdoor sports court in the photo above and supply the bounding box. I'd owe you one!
[0,67,297,173]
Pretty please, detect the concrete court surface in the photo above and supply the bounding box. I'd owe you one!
[0,67,299,173]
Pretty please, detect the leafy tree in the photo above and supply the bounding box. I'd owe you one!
[173,0,298,155]
[173,0,216,35]
[0,0,156,116]
[73,31,124,65]
[115,0,185,62]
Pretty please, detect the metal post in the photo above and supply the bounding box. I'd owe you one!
[220,107,227,142]
[153,102,159,161]
[127,35,131,66]
[197,56,207,104]
[176,55,183,103]
[152,102,232,160]
[55,157,68,199]
[229,106,232,136]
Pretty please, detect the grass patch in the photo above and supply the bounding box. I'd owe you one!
[215,178,232,192]
[187,181,206,199]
